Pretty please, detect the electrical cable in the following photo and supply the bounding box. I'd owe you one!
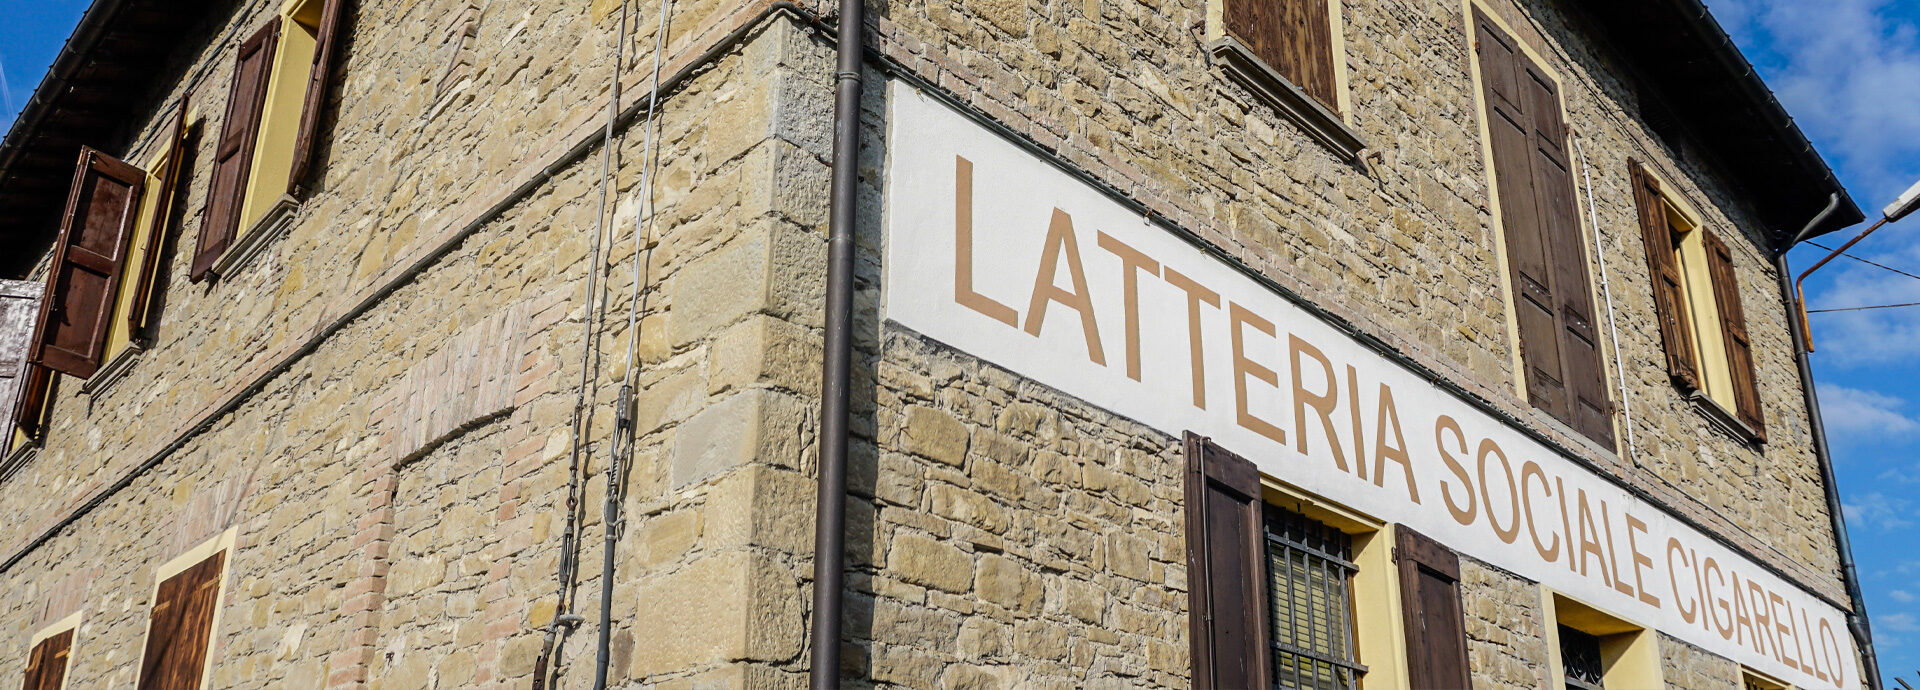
[533,5,628,687]
[1573,136,1638,464]
[592,0,672,686]
[1807,301,1920,314]
[1804,240,1920,283]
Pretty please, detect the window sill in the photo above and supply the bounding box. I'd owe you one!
[79,342,145,399]
[210,194,299,281]
[1208,37,1366,162]
[0,440,38,484]
[1687,390,1763,445]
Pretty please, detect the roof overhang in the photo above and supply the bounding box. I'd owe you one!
[1573,0,1865,247]
[0,0,210,278]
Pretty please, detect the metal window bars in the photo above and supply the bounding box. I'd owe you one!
[1559,625,1606,690]
[1264,506,1366,690]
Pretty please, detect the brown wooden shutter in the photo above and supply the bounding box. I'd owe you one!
[287,0,351,197]
[9,365,53,445]
[1396,526,1471,690]
[1183,433,1270,690]
[139,551,225,690]
[0,280,42,447]
[1222,0,1340,111]
[1474,10,1614,449]
[1630,160,1702,392]
[1703,230,1766,441]
[22,629,72,690]
[193,19,281,282]
[127,109,189,340]
[28,148,146,379]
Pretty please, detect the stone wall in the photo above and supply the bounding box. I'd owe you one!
[1461,558,1554,690]
[0,0,1861,686]
[0,2,835,688]
[859,328,1188,689]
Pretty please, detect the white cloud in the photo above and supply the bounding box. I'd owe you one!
[1892,590,1917,603]
[1818,384,1920,437]
[1883,612,1920,633]
[1845,492,1917,532]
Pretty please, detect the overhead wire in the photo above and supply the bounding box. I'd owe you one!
[594,0,673,686]
[1803,240,1920,283]
[533,3,632,687]
[1794,241,1920,314]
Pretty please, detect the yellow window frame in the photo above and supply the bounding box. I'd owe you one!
[236,0,324,235]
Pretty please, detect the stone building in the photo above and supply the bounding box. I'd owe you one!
[0,0,1881,687]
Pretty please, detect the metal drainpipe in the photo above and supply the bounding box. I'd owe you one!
[809,0,863,686]
[1774,193,1882,690]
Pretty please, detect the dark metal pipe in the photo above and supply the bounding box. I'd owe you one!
[810,0,863,685]
[1775,193,1882,690]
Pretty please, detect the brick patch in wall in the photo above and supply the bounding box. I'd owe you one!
[379,297,541,467]
[30,566,95,631]
[163,467,258,561]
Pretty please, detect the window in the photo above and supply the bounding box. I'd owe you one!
[1558,626,1604,690]
[1741,668,1788,690]
[1264,507,1363,690]
[138,548,228,690]
[81,110,191,393]
[1205,0,1363,158]
[20,626,74,690]
[1629,160,1766,441]
[1185,433,1460,690]
[1471,8,1615,449]
[194,0,350,281]
[8,110,191,449]
[1545,593,1664,690]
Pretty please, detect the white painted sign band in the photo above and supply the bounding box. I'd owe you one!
[880,81,1857,689]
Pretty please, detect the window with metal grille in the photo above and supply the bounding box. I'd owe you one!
[1559,625,1605,690]
[1265,506,1364,690]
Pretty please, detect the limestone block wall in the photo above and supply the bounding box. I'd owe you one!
[1461,559,1554,690]
[1,4,837,689]
[859,329,1189,689]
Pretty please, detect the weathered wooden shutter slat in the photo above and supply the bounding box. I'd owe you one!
[29,148,146,379]
[127,109,188,340]
[138,571,191,690]
[1476,13,1567,422]
[9,365,53,444]
[1222,0,1340,112]
[0,280,42,448]
[193,19,281,281]
[1631,160,1702,392]
[1184,433,1270,690]
[1704,231,1767,441]
[1396,526,1471,690]
[1525,64,1613,447]
[288,0,350,196]
[1476,11,1613,449]
[24,629,73,690]
[140,551,225,690]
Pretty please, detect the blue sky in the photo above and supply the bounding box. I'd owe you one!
[1706,0,1920,686]
[0,1,88,128]
[3,0,1917,685]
